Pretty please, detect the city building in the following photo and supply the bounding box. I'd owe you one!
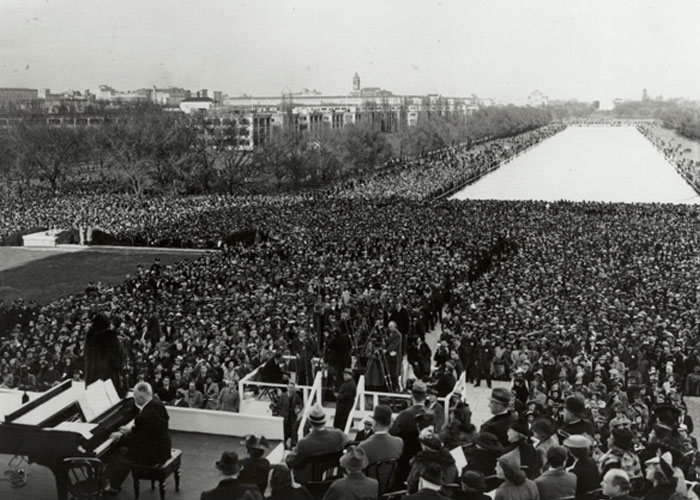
[97,85,151,103]
[527,89,549,107]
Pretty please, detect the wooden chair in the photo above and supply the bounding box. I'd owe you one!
[131,448,182,500]
[63,457,104,500]
[380,490,408,500]
[295,450,343,500]
[365,458,399,496]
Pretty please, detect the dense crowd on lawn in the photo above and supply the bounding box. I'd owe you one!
[0,125,563,249]
[638,124,700,197]
[331,124,566,201]
[1,123,700,498]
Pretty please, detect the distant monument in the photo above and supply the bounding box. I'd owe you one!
[353,72,361,92]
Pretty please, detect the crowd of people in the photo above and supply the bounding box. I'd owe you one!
[1,122,700,498]
[331,125,565,201]
[637,124,700,198]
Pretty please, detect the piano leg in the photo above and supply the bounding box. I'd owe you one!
[53,468,70,500]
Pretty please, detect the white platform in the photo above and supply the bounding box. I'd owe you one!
[22,229,65,247]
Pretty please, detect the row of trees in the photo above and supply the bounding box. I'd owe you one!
[611,100,700,141]
[0,105,560,196]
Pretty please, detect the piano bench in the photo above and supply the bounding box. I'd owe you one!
[131,449,181,500]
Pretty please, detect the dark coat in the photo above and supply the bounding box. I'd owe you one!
[402,489,452,500]
[268,485,313,500]
[84,323,125,396]
[124,399,172,465]
[463,446,499,477]
[333,378,357,429]
[238,457,270,494]
[570,456,600,500]
[406,448,458,494]
[480,412,517,448]
[200,478,262,500]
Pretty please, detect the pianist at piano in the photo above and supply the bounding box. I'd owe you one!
[103,381,172,495]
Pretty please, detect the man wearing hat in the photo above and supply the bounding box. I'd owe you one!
[200,451,263,500]
[333,368,357,430]
[426,387,446,431]
[323,446,378,500]
[286,402,349,484]
[464,432,503,478]
[563,435,600,500]
[532,418,559,468]
[390,379,429,485]
[480,388,516,448]
[457,470,490,500]
[359,404,404,465]
[559,396,594,440]
[402,462,451,500]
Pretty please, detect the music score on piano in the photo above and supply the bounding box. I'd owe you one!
[0,379,136,500]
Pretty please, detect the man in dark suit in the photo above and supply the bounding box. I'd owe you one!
[359,404,404,464]
[480,388,516,448]
[333,368,357,430]
[563,435,600,500]
[200,451,263,500]
[260,351,288,384]
[390,380,427,485]
[385,322,403,388]
[559,396,595,440]
[285,403,349,483]
[103,382,172,494]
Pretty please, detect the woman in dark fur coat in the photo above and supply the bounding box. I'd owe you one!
[84,313,125,396]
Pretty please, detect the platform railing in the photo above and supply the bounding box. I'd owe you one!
[343,375,366,436]
[296,371,325,443]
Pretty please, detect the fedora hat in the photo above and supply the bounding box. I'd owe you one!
[216,451,242,475]
[308,403,327,425]
[564,396,587,420]
[531,418,556,439]
[241,435,270,450]
[412,380,427,394]
[473,431,504,453]
[563,434,593,449]
[340,446,369,472]
[490,388,511,406]
[461,470,486,493]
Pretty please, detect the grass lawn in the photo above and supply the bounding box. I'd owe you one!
[0,247,206,304]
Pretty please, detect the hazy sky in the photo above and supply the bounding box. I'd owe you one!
[2,0,700,103]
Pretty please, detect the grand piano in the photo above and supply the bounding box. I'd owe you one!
[0,379,136,500]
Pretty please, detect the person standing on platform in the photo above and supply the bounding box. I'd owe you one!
[474,336,494,389]
[84,312,125,397]
[386,321,403,389]
[334,369,357,430]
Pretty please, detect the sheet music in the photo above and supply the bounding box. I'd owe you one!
[85,380,112,417]
[103,379,121,406]
[52,422,97,439]
[450,445,468,471]
[77,393,96,421]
